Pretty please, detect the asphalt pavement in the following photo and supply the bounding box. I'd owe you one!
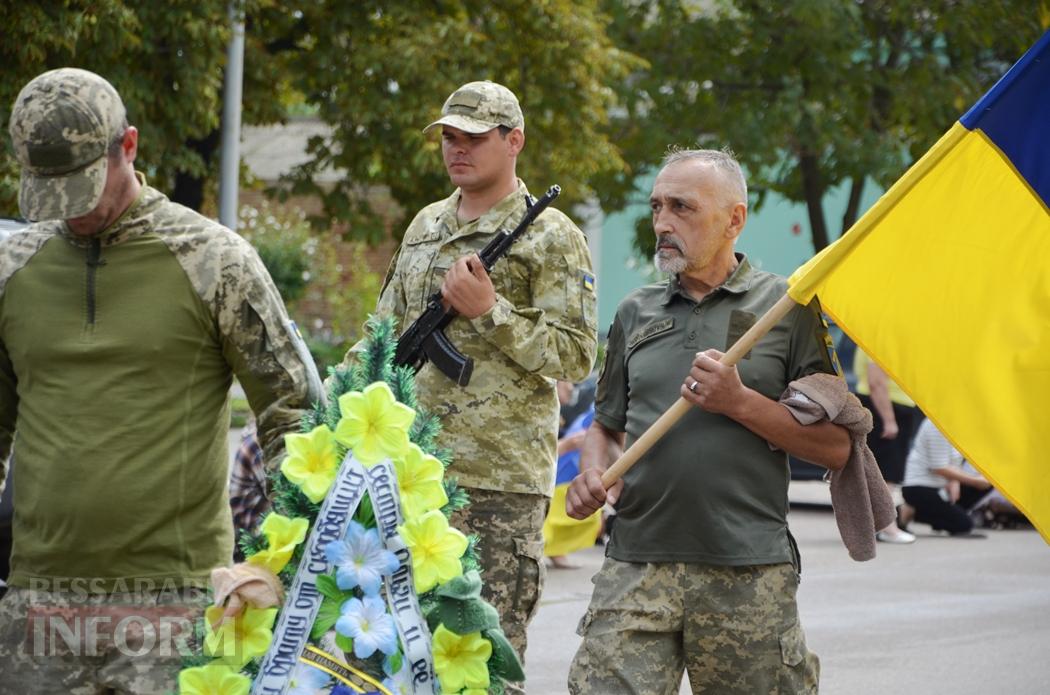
[525,481,1050,695]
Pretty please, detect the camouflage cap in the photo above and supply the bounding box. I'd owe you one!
[9,68,127,221]
[423,81,524,135]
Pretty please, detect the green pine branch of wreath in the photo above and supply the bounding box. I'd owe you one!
[176,315,523,695]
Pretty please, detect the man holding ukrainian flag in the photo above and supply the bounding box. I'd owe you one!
[566,28,1049,694]
[784,29,1050,543]
[566,148,850,694]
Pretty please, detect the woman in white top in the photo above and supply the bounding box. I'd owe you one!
[901,419,992,536]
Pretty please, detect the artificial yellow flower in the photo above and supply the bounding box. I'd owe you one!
[431,624,492,693]
[335,382,415,466]
[204,604,278,667]
[397,510,467,593]
[393,443,449,520]
[178,663,251,695]
[247,513,310,575]
[282,425,339,503]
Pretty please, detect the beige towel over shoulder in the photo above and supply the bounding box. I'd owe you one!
[779,372,896,561]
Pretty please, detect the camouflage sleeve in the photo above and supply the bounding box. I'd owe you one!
[214,236,323,479]
[374,243,407,323]
[468,213,598,381]
[0,338,14,496]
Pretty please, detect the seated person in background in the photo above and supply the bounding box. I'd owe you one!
[901,419,992,537]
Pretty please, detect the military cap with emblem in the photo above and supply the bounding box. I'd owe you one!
[423,80,524,135]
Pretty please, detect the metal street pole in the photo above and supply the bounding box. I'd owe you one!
[218,2,245,230]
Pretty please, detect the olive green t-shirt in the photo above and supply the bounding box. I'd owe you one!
[0,184,317,590]
[597,255,836,565]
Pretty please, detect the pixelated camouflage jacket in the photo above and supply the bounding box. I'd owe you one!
[371,182,598,496]
[0,180,320,588]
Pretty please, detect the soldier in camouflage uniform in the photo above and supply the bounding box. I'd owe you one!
[345,80,598,684]
[565,149,850,694]
[0,68,321,693]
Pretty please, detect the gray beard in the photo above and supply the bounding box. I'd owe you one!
[654,249,688,274]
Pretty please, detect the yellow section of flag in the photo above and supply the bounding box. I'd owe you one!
[788,123,1050,542]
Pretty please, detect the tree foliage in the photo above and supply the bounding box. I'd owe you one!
[599,0,1046,255]
[3,1,1042,260]
[237,200,383,371]
[0,1,232,214]
[254,0,641,241]
[2,1,638,243]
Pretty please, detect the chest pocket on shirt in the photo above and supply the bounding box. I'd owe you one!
[488,253,532,308]
[727,309,757,360]
[401,230,444,312]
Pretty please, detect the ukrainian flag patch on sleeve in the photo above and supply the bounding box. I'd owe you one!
[581,271,595,293]
[824,333,843,376]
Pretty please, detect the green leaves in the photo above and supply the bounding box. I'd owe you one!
[335,632,355,654]
[315,573,344,602]
[426,570,524,683]
[311,596,343,640]
[599,0,1045,252]
[311,573,354,641]
[3,0,1041,261]
[263,0,640,238]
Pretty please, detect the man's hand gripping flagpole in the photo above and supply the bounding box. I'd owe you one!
[596,294,798,491]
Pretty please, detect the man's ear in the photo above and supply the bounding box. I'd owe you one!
[122,126,139,163]
[725,202,747,240]
[507,127,525,156]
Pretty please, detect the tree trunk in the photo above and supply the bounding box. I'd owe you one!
[799,152,829,251]
[841,176,865,237]
[170,129,221,212]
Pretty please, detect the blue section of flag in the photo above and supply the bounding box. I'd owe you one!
[960,30,1050,209]
[555,406,594,485]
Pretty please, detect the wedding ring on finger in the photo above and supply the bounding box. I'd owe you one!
[689,380,699,393]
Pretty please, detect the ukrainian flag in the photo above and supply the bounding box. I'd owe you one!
[788,31,1050,542]
[543,407,601,558]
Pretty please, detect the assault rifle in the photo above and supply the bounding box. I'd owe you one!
[393,185,561,386]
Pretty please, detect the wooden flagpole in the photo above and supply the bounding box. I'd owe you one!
[600,293,800,487]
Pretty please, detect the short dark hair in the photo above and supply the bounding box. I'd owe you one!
[497,125,512,138]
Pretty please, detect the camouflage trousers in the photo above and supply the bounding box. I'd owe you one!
[0,584,207,694]
[450,487,548,689]
[569,558,820,695]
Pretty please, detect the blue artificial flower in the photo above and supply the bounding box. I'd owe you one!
[382,669,413,695]
[324,521,400,596]
[287,663,332,695]
[382,653,413,695]
[335,595,398,659]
